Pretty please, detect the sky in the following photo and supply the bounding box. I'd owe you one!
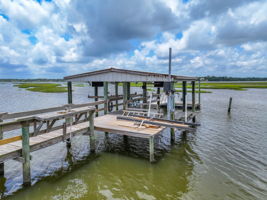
[0,0,267,78]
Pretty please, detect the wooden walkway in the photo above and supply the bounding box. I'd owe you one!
[0,114,165,162]
[0,121,90,163]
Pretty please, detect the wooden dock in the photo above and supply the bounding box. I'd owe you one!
[0,67,201,189]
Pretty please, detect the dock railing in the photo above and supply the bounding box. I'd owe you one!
[0,102,97,186]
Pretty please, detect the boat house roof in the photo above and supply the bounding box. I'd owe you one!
[64,68,197,82]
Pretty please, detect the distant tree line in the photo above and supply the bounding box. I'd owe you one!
[202,76,267,81]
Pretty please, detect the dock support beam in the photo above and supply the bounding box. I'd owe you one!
[170,84,175,144]
[123,82,128,110]
[149,136,155,162]
[67,81,72,104]
[192,81,196,112]
[94,86,98,117]
[127,82,131,100]
[66,82,73,147]
[89,111,95,153]
[157,87,160,107]
[115,82,119,111]
[182,81,188,122]
[198,79,201,107]
[104,82,109,138]
[142,82,147,104]
[21,122,31,186]
[104,82,108,114]
[0,119,3,176]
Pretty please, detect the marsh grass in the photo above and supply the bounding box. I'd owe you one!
[74,84,85,87]
[14,83,68,93]
[14,81,267,93]
[175,82,267,91]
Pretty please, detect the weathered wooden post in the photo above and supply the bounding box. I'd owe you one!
[0,118,3,176]
[21,121,31,186]
[182,81,188,122]
[170,86,175,143]
[157,87,160,107]
[127,82,131,100]
[149,136,155,162]
[66,82,73,147]
[89,111,95,153]
[125,82,131,141]
[94,86,99,117]
[115,82,119,111]
[167,48,175,143]
[192,81,196,112]
[142,82,147,105]
[104,82,109,138]
[104,82,108,114]
[123,82,128,110]
[198,79,201,107]
[228,97,232,113]
[67,81,72,104]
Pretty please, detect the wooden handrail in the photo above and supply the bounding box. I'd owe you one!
[1,101,104,120]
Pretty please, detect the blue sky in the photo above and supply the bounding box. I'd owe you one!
[0,0,267,78]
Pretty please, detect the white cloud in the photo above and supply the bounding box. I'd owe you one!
[0,0,266,78]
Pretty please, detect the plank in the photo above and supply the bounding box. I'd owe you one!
[117,116,196,131]
[0,136,22,145]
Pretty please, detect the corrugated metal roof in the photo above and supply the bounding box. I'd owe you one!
[64,67,197,82]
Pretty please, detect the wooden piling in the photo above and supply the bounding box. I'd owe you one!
[21,122,31,186]
[192,81,196,112]
[104,82,108,114]
[66,81,73,146]
[89,111,95,153]
[142,82,147,104]
[228,97,232,113]
[157,87,160,107]
[182,81,188,122]
[170,112,175,143]
[198,79,201,106]
[104,82,109,137]
[127,82,131,100]
[67,81,72,104]
[94,86,99,116]
[65,115,73,148]
[115,82,119,111]
[182,81,187,112]
[170,84,175,144]
[149,136,155,162]
[123,82,128,110]
[0,119,3,176]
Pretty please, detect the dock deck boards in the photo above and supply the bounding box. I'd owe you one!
[0,114,164,162]
[95,114,164,138]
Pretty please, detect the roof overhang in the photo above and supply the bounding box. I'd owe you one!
[64,68,197,82]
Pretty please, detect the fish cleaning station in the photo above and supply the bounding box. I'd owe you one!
[0,51,201,186]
